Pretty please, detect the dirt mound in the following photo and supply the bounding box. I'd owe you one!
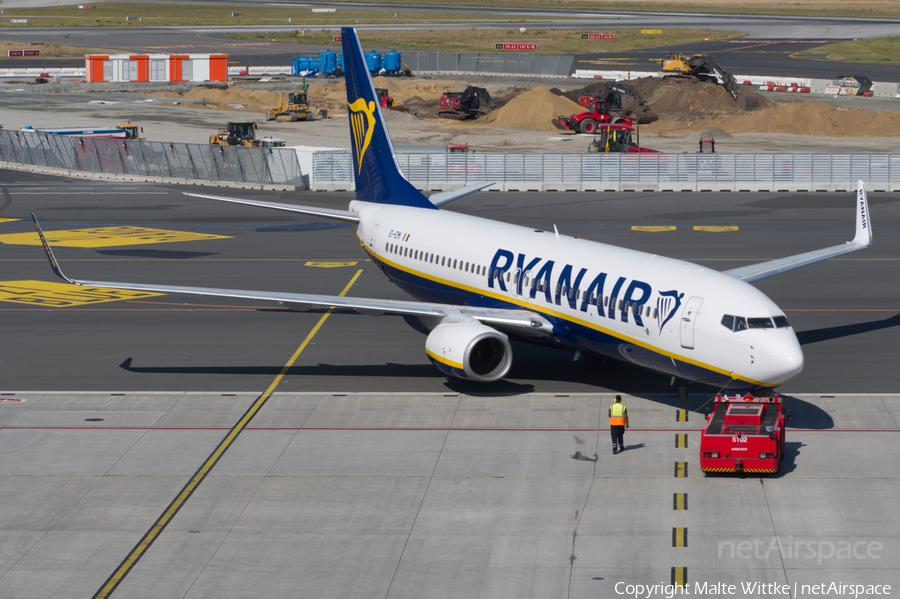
[559,77,768,119]
[452,86,583,131]
[648,102,900,137]
[697,127,733,139]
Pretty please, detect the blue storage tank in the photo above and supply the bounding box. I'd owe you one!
[384,51,401,74]
[365,51,382,74]
[291,56,319,75]
[319,50,337,76]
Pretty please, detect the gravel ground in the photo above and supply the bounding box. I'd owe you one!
[2,79,899,153]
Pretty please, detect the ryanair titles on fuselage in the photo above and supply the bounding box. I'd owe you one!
[487,248,683,333]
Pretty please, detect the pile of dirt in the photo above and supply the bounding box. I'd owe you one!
[151,87,282,113]
[648,102,900,137]
[553,76,769,119]
[452,86,583,131]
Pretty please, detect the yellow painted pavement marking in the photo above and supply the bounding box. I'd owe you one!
[673,527,688,548]
[674,462,688,478]
[632,225,676,232]
[0,226,231,248]
[0,218,21,223]
[305,260,359,268]
[673,493,687,511]
[0,280,162,307]
[92,269,363,599]
[671,566,687,587]
[694,225,738,232]
[675,433,687,448]
[676,409,688,422]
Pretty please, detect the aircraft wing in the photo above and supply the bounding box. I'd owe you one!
[182,192,359,223]
[31,214,552,333]
[722,181,873,283]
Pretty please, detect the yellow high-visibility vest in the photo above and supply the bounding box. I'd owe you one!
[610,402,626,426]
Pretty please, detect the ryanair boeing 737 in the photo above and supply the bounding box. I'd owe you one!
[32,28,873,391]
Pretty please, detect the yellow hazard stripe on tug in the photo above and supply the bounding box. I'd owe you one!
[425,348,464,370]
[701,467,777,473]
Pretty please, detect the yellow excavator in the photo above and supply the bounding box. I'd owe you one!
[661,53,758,110]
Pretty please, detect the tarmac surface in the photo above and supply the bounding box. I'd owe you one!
[1,170,899,598]
[2,170,899,394]
[2,14,900,79]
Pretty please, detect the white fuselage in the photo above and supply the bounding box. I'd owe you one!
[352,201,803,389]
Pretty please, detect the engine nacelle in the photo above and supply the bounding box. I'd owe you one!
[425,322,513,382]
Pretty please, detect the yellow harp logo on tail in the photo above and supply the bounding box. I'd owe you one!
[349,98,376,175]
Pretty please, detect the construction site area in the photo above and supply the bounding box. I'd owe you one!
[4,67,900,155]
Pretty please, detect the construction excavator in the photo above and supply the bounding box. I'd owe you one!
[438,86,495,121]
[662,53,759,110]
[552,82,658,134]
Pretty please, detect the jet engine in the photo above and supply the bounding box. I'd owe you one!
[425,322,512,382]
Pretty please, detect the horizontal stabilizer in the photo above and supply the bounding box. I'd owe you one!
[429,182,496,207]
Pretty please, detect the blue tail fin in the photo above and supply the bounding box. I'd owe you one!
[341,28,437,210]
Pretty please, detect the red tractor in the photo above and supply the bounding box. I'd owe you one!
[375,88,394,108]
[700,393,790,475]
[553,82,657,134]
[588,123,658,153]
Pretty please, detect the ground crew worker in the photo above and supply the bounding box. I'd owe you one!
[609,395,629,454]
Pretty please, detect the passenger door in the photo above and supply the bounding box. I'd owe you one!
[680,296,704,350]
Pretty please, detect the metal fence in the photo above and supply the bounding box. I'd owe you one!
[401,52,574,77]
[289,52,574,77]
[310,151,900,192]
[0,129,304,186]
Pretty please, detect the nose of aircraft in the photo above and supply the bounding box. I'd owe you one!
[757,330,804,385]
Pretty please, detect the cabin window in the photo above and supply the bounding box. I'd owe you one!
[773,315,790,328]
[441,257,445,266]
[653,308,658,318]
[645,305,651,317]
[617,299,623,310]
[603,296,609,307]
[506,272,511,282]
[748,317,775,329]
[465,262,470,272]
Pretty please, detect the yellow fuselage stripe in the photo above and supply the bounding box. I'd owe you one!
[92,270,363,599]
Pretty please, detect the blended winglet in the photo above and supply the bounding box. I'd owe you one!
[31,213,75,284]
[722,181,874,283]
[852,180,873,247]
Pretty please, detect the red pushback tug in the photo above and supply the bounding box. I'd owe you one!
[700,393,790,474]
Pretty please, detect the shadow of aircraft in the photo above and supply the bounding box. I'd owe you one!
[797,313,900,346]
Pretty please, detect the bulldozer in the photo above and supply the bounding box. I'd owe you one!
[267,91,310,122]
[661,53,759,110]
[210,122,285,147]
[438,86,495,121]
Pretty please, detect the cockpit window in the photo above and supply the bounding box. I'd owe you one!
[773,315,791,328]
[734,316,748,332]
[748,317,775,329]
[721,315,735,331]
